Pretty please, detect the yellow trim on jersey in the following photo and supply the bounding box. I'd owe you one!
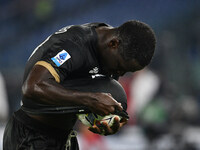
[35,61,60,83]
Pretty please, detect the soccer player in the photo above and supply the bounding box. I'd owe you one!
[3,20,156,150]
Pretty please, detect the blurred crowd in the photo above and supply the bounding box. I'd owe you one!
[1,0,200,150]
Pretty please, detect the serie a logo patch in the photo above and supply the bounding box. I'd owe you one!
[51,50,71,67]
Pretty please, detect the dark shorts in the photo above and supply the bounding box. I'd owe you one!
[3,109,79,150]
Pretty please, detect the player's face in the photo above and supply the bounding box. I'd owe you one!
[103,51,144,76]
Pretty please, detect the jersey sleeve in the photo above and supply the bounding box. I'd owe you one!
[39,40,86,82]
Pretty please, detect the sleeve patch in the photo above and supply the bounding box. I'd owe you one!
[35,61,60,83]
[51,50,71,67]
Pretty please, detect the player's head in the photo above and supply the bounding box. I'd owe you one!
[117,20,156,67]
[98,20,156,76]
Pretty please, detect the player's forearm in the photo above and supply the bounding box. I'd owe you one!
[22,65,95,107]
[23,78,96,106]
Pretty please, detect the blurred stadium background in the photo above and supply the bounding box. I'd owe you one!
[1,0,200,149]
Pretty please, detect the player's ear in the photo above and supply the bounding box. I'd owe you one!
[108,38,120,49]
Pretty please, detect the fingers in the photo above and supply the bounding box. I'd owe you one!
[88,116,127,136]
[106,93,123,112]
[107,96,122,113]
[119,117,128,127]
[115,103,123,112]
[88,125,101,134]
[88,124,108,135]
[110,117,120,134]
[101,122,112,136]
[90,93,123,116]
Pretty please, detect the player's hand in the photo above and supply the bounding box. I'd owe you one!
[88,116,128,136]
[88,93,123,116]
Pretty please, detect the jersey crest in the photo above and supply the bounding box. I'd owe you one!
[51,50,71,67]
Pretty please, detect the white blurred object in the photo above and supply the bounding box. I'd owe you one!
[183,126,200,149]
[130,68,160,114]
[0,72,9,121]
[0,72,9,150]
[0,126,5,150]
[154,134,176,150]
[78,126,148,150]
[104,126,148,150]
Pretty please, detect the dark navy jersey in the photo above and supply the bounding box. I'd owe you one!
[22,22,114,109]
[21,22,125,112]
[23,23,112,83]
[20,23,127,131]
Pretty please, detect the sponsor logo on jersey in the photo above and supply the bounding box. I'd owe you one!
[89,67,105,78]
[91,74,105,79]
[51,50,71,67]
[89,67,99,74]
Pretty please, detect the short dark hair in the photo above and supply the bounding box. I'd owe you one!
[117,20,156,67]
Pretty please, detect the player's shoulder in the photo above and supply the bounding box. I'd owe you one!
[56,22,111,32]
[51,22,111,38]
[81,22,111,28]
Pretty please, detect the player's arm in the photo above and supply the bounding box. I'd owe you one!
[22,63,122,116]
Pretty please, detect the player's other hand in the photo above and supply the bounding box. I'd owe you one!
[88,116,128,136]
[87,93,123,116]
